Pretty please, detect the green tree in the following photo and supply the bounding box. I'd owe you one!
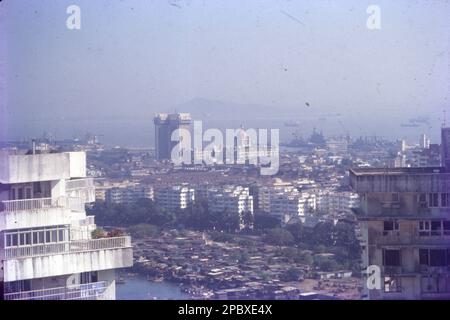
[254,214,280,230]
[264,228,295,246]
[128,224,160,238]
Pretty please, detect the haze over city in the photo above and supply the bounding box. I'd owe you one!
[2,0,450,304]
[1,0,449,146]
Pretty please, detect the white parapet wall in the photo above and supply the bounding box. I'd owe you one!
[0,152,86,184]
[0,206,72,230]
[3,246,133,282]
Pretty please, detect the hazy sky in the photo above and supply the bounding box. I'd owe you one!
[1,0,449,145]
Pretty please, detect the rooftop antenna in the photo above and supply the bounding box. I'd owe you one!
[443,108,447,128]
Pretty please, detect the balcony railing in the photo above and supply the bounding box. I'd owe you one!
[3,281,107,300]
[3,236,131,259]
[0,196,85,213]
[0,197,56,212]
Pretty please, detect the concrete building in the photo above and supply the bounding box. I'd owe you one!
[208,186,253,230]
[257,183,316,225]
[0,151,133,300]
[349,128,450,299]
[419,133,430,149]
[154,113,192,161]
[316,191,359,215]
[442,127,450,169]
[154,185,195,211]
[412,143,441,167]
[105,185,154,205]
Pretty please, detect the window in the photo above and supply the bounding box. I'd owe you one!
[383,220,399,235]
[431,221,442,236]
[391,193,399,202]
[419,249,429,266]
[420,249,450,267]
[32,232,38,244]
[384,277,401,293]
[4,280,31,294]
[419,193,427,203]
[429,193,439,207]
[383,249,401,267]
[444,221,450,236]
[421,276,438,293]
[430,250,447,267]
[25,233,31,245]
[442,194,450,207]
[419,221,431,236]
[4,226,69,248]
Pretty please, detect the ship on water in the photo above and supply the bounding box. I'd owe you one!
[284,120,301,127]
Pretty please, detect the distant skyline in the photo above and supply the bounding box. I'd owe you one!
[1,0,449,146]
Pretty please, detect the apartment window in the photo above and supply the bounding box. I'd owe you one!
[4,280,31,294]
[444,221,450,236]
[442,193,448,207]
[428,193,439,208]
[384,276,401,293]
[418,193,428,208]
[419,220,445,237]
[419,249,429,266]
[80,271,99,284]
[431,221,443,236]
[391,193,399,202]
[383,220,399,236]
[383,249,401,267]
[4,226,69,248]
[420,249,450,267]
[430,249,447,267]
[419,220,431,236]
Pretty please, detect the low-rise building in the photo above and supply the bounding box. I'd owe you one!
[105,185,154,205]
[154,185,195,211]
[208,186,253,230]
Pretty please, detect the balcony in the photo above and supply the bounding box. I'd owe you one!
[371,231,450,246]
[66,178,96,203]
[0,197,85,230]
[351,205,450,220]
[0,197,85,213]
[2,236,133,282]
[1,197,57,213]
[3,281,108,300]
[3,236,131,259]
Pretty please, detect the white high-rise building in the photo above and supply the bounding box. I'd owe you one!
[419,133,430,149]
[0,151,133,300]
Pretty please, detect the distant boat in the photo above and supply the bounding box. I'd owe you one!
[148,276,164,282]
[284,120,300,127]
[409,116,429,124]
[401,123,420,128]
